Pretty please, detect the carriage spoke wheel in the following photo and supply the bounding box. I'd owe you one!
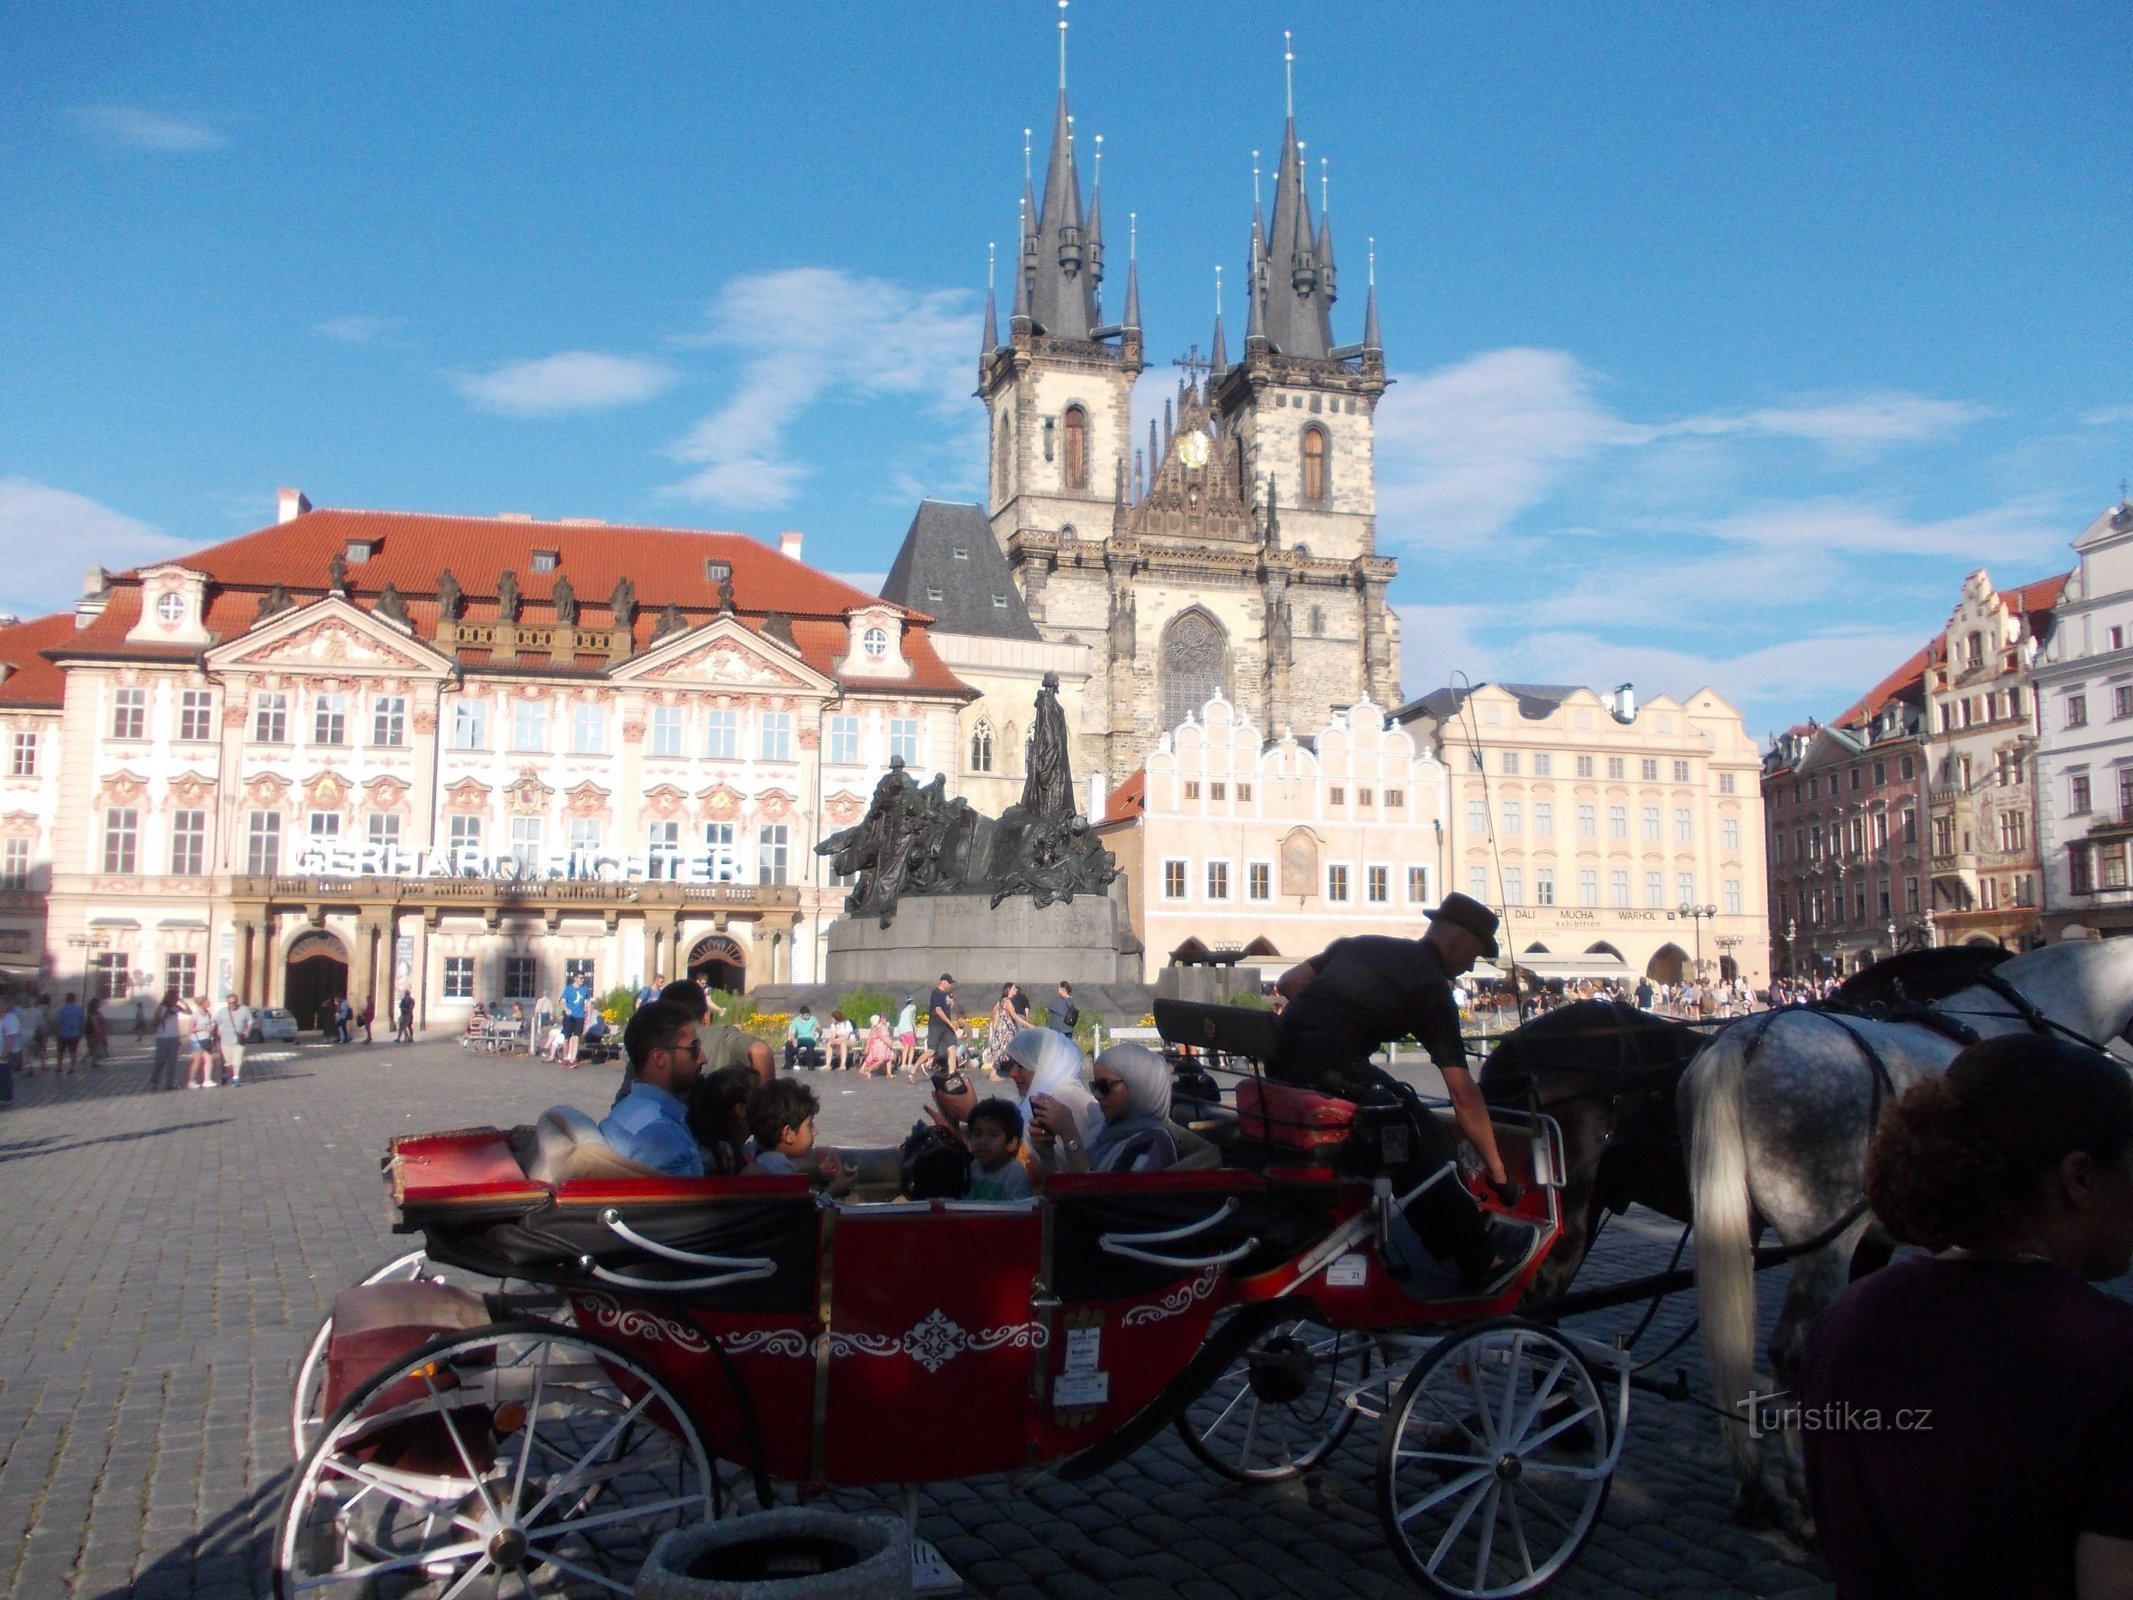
[292,1249,442,1461]
[1176,1315,1377,1483]
[278,1319,714,1599]
[1377,1320,1612,1600]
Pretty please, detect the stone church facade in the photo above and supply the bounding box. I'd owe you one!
[974,59,1401,788]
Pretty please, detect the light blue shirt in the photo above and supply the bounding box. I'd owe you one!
[561,981,591,1020]
[598,1083,703,1177]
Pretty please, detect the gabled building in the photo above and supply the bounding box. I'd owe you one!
[25,496,973,1021]
[1922,569,2064,950]
[1761,651,1931,977]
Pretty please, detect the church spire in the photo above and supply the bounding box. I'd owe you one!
[1257,33,1335,359]
[1024,2,1099,341]
[1362,237,1381,352]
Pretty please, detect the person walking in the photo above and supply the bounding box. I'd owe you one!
[151,988,183,1090]
[0,997,19,1106]
[357,995,375,1044]
[187,999,217,1088]
[51,991,85,1073]
[558,972,592,1067]
[396,989,415,1043]
[213,992,251,1087]
[925,974,962,1074]
[85,997,109,1066]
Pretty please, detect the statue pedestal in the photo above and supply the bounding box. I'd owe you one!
[823,886,1140,989]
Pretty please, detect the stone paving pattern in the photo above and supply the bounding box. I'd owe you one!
[0,1035,1834,1598]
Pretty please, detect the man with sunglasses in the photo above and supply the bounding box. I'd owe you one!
[598,999,708,1176]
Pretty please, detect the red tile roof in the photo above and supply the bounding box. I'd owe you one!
[1100,767,1146,823]
[50,506,972,696]
[0,613,79,709]
[1833,644,1930,731]
[2008,572,2070,616]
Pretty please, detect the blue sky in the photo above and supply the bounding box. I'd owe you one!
[4,2,2129,739]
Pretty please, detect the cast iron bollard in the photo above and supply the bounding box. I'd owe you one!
[637,1509,912,1600]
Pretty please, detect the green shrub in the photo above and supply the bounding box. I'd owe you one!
[709,989,755,1026]
[836,988,897,1029]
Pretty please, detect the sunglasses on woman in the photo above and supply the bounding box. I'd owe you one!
[1091,1076,1124,1094]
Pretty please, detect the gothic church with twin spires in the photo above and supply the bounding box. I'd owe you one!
[885,32,1401,791]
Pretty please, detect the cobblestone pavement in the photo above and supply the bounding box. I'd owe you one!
[0,1035,1833,1598]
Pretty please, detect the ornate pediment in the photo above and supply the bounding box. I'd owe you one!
[209,596,450,677]
[304,770,354,811]
[504,769,553,815]
[756,788,797,822]
[97,769,150,807]
[168,770,217,807]
[444,777,492,814]
[644,784,689,820]
[825,789,867,826]
[615,615,831,694]
[364,775,412,813]
[697,783,745,820]
[243,771,292,808]
[564,781,612,819]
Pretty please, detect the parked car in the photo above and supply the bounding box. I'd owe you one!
[248,1007,300,1044]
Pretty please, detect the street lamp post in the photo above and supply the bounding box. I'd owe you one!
[1784,917,1798,978]
[1885,919,1897,961]
[1674,902,1719,978]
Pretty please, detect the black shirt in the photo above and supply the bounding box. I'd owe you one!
[1277,936,1468,1086]
[1805,1256,2133,1599]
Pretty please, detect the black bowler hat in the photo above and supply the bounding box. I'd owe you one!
[1426,893,1501,959]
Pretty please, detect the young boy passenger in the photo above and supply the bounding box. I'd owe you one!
[743,1078,857,1197]
[965,1098,1033,1201]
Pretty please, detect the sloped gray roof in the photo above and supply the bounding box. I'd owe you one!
[879,502,1039,641]
[1396,683,1588,725]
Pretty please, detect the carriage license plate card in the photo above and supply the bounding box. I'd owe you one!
[1326,1252,1369,1287]
[1055,1324,1108,1408]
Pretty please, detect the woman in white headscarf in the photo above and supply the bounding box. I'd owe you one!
[1074,1043,1180,1173]
[1002,1026,1101,1175]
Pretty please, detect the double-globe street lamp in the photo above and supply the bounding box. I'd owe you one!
[1673,902,1719,980]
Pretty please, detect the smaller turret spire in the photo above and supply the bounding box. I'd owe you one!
[1122,212,1141,330]
[982,242,999,353]
[1058,0,1069,90]
[1284,29,1295,118]
[1362,235,1381,351]
[1210,264,1228,374]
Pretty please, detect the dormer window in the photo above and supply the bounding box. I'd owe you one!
[344,540,378,564]
[992,594,1008,608]
[704,560,731,584]
[952,546,970,561]
[531,550,559,574]
[862,627,889,660]
[926,587,944,604]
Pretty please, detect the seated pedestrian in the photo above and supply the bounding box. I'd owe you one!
[1066,1042,1181,1174]
[783,1005,821,1072]
[1804,1032,2133,1598]
[823,1009,855,1071]
[743,1077,857,1196]
[964,1097,1034,1201]
[860,1013,894,1078]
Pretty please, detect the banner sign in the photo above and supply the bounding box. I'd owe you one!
[292,843,747,884]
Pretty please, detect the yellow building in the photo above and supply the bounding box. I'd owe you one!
[1397,683,1769,988]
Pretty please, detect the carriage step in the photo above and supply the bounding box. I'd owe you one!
[912,1536,963,1594]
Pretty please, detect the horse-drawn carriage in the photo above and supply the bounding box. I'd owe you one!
[279,996,1660,1599]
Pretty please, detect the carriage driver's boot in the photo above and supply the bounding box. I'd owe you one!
[1405,1179,1539,1296]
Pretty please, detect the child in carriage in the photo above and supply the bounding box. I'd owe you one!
[964,1097,1034,1201]
[743,1078,857,1198]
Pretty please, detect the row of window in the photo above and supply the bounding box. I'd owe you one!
[1469,800,1730,847]
[2068,770,2133,822]
[1782,757,1918,805]
[1469,752,1732,790]
[1464,866,1737,914]
[1928,811,2028,857]
[98,809,799,884]
[1159,861,1428,906]
[1776,880,1920,926]
[1773,809,1920,865]
[110,686,220,744]
[443,955,597,1002]
[2060,686,2133,732]
[1936,685,2026,732]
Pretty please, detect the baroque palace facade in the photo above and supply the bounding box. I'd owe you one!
[0,497,971,1022]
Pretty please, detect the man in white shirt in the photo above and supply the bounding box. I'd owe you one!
[214,993,252,1086]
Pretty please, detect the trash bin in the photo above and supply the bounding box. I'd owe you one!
[637,1508,913,1600]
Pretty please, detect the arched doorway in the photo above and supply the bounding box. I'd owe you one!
[285,930,349,1032]
[1646,944,1687,985]
[1719,955,1740,982]
[688,934,747,996]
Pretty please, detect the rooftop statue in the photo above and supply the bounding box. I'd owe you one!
[818,673,1115,926]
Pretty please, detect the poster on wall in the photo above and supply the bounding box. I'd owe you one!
[218,928,234,998]
[395,934,413,996]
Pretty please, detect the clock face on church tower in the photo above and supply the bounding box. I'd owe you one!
[1178,429,1210,470]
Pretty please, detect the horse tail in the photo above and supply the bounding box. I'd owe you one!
[1686,1028,1763,1494]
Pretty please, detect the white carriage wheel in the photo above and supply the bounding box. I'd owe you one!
[291,1249,440,1461]
[276,1319,716,1599]
[1376,1320,1613,1600]
[1175,1313,1378,1483]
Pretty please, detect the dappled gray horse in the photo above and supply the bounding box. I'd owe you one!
[1682,939,2133,1527]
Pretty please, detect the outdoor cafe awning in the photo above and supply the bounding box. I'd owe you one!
[1506,954,1632,981]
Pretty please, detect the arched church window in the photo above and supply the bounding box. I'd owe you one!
[995,417,1010,500]
[1302,426,1329,502]
[1310,606,1325,636]
[969,720,995,773]
[1063,406,1088,491]
[1162,611,1229,734]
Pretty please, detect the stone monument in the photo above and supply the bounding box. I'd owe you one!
[818,674,1140,986]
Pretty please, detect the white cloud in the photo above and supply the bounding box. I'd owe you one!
[0,479,190,615]
[1705,494,2064,563]
[314,315,406,345]
[665,268,979,509]
[453,351,677,417]
[1662,393,1989,450]
[2082,404,2133,427]
[70,105,225,152]
[1396,603,1502,699]
[1374,348,1641,548]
